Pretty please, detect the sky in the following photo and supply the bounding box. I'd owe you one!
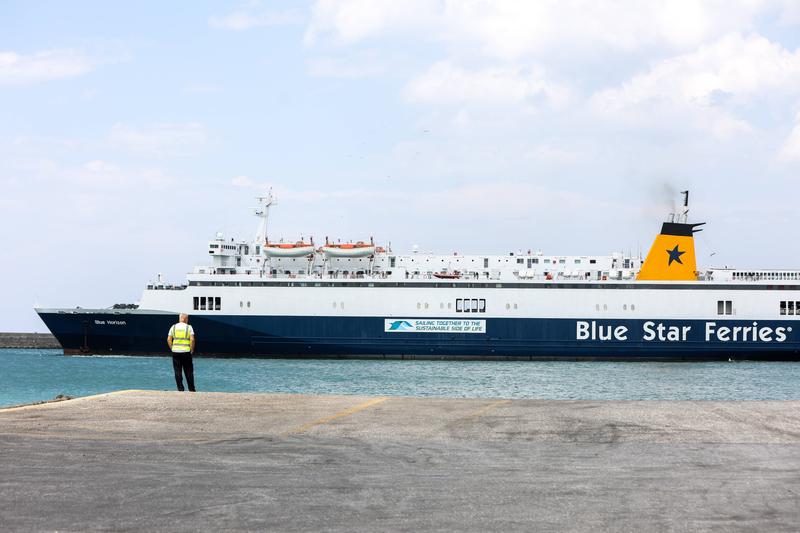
[2,0,800,331]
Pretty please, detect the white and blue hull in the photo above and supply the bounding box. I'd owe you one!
[36,281,800,360]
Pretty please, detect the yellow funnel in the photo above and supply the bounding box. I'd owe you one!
[637,222,704,281]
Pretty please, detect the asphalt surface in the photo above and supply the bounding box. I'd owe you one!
[1,391,799,532]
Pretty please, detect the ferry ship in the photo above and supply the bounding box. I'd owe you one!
[37,191,800,360]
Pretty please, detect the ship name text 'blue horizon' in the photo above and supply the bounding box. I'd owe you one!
[576,321,792,343]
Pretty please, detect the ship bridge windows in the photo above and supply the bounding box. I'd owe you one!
[456,298,486,313]
[193,296,222,311]
[717,300,733,315]
[780,301,800,315]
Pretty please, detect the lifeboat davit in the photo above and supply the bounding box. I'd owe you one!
[321,241,376,258]
[263,241,316,257]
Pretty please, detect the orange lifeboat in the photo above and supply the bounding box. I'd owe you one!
[433,271,462,279]
[263,240,315,257]
[321,238,377,258]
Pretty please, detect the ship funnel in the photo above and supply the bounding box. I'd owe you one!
[637,191,705,281]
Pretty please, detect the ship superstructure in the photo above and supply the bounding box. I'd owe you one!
[37,190,800,360]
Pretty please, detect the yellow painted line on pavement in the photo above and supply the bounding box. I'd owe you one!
[284,397,389,435]
[464,399,511,419]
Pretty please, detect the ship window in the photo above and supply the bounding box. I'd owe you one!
[240,301,243,308]
[623,304,627,311]
[575,259,581,264]
[718,300,733,315]
[424,303,429,309]
[517,258,524,264]
[215,297,221,311]
[532,259,539,264]
[479,299,486,312]
[590,259,597,264]
[456,299,463,312]
[559,259,565,264]
[483,258,489,268]
[789,301,796,316]
[472,299,479,312]
[247,301,251,308]
[448,302,452,310]
[199,297,207,311]
[631,304,635,311]
[506,303,511,310]
[725,301,733,315]
[193,297,199,311]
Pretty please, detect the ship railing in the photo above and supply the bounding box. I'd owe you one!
[146,284,188,290]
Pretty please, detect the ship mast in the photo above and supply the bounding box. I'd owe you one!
[253,188,276,245]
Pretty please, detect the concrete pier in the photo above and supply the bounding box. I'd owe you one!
[1,391,799,531]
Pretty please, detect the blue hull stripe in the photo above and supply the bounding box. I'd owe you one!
[37,311,800,360]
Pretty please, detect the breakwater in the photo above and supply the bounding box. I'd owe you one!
[0,333,60,349]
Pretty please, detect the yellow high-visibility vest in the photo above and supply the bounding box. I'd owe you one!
[169,323,193,353]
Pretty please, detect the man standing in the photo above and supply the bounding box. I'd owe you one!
[167,313,196,392]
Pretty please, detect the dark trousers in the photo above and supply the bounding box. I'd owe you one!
[172,354,195,392]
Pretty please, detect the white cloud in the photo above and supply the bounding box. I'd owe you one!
[307,0,772,57]
[209,7,303,30]
[231,175,260,188]
[110,122,208,156]
[779,113,800,162]
[0,49,92,86]
[305,0,438,45]
[590,33,800,138]
[404,61,569,111]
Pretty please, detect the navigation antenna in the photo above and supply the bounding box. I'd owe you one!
[254,188,276,244]
[679,190,689,223]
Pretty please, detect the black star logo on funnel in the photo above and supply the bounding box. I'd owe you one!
[666,245,686,266]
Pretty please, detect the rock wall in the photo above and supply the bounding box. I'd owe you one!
[0,333,61,349]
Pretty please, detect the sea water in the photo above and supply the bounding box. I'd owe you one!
[2,348,800,408]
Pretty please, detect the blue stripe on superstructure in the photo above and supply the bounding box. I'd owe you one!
[36,311,800,360]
